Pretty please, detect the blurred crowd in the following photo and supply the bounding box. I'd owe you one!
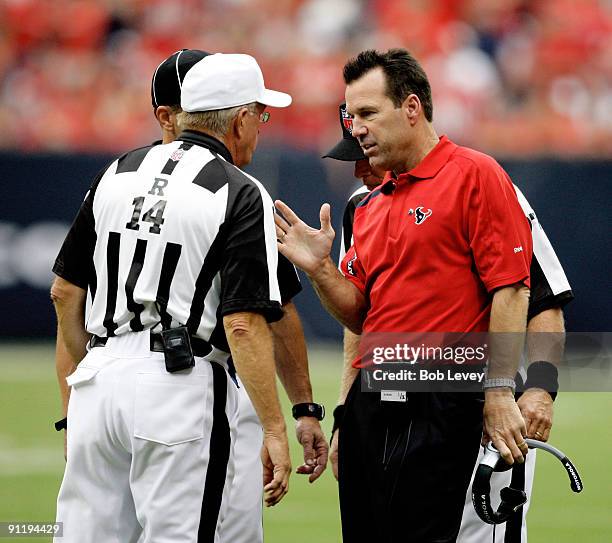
[1,0,611,157]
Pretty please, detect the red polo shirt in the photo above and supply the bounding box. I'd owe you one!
[340,136,532,338]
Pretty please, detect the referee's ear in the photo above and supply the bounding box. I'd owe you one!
[233,107,250,139]
[155,105,180,142]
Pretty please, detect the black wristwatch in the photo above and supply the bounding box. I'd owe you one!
[292,402,325,421]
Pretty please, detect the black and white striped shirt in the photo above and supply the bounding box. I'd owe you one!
[338,184,574,319]
[54,131,301,355]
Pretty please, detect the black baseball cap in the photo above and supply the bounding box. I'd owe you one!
[151,49,211,109]
[322,103,366,161]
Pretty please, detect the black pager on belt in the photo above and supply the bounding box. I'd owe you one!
[161,326,195,373]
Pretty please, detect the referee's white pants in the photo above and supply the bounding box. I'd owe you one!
[54,331,239,543]
[458,447,537,543]
[219,379,264,543]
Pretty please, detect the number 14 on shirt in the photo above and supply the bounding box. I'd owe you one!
[125,196,167,234]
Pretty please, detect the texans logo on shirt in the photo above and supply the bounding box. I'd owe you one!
[341,106,354,135]
[408,206,432,225]
[347,254,358,276]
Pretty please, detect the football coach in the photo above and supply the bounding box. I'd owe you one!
[51,53,293,542]
[275,48,533,542]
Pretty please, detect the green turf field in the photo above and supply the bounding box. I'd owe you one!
[0,342,610,542]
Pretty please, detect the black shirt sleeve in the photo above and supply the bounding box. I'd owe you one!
[52,169,106,290]
[342,190,369,256]
[526,216,574,321]
[219,182,283,323]
[277,254,301,304]
[512,186,574,321]
[338,188,370,266]
[528,256,575,321]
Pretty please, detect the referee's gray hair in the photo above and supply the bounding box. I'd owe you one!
[176,102,258,138]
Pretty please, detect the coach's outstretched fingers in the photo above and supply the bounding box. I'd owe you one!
[274,200,301,226]
[274,200,335,275]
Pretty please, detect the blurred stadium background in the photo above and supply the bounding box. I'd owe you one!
[0,0,610,541]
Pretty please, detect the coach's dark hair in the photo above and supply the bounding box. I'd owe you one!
[343,49,433,122]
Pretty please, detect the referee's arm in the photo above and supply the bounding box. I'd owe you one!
[51,278,88,365]
[329,328,360,481]
[51,276,89,459]
[51,165,103,419]
[224,311,290,506]
[514,184,571,443]
[54,326,77,420]
[518,307,565,443]
[526,309,565,368]
[330,193,368,480]
[50,169,101,446]
[271,302,312,403]
[270,300,329,483]
[270,256,312,406]
[336,191,366,407]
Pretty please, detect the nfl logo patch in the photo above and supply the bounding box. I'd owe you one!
[341,106,353,135]
[170,149,184,162]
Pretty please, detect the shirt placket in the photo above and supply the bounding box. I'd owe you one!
[389,177,412,232]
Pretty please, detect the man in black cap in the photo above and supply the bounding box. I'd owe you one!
[54,49,327,543]
[150,49,211,144]
[323,103,384,192]
[323,102,573,543]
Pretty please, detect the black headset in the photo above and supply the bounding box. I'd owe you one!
[472,438,583,525]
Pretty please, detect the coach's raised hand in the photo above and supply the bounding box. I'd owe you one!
[274,201,335,276]
[275,200,366,335]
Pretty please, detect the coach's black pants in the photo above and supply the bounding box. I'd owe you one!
[338,375,483,543]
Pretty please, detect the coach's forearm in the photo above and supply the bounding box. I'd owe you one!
[308,257,366,334]
[271,302,313,405]
[55,327,77,417]
[526,308,565,365]
[338,328,360,404]
[50,277,89,364]
[487,284,530,382]
[224,312,286,434]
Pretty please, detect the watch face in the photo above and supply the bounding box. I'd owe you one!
[293,403,324,420]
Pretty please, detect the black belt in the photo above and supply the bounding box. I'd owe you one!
[90,333,213,358]
[90,333,238,386]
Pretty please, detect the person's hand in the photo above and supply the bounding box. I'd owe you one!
[261,430,291,507]
[330,429,339,481]
[295,417,329,483]
[518,388,553,442]
[274,201,334,276]
[483,388,528,465]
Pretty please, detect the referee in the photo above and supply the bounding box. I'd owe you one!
[54,48,328,543]
[51,53,293,542]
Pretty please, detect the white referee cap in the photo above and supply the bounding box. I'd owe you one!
[181,53,292,112]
